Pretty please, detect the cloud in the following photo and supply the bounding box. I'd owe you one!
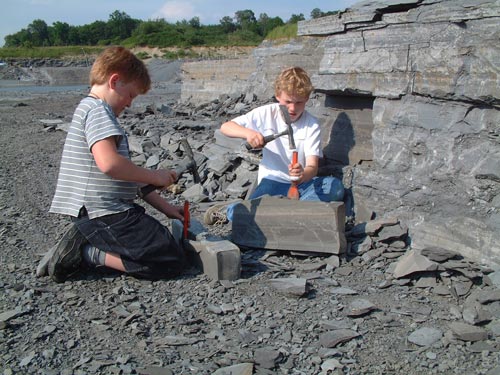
[153,1,197,22]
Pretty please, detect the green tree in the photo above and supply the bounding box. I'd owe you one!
[288,13,305,24]
[3,6,310,48]
[310,8,339,19]
[219,16,236,33]
[50,21,71,45]
[79,21,108,45]
[323,10,340,17]
[67,27,81,45]
[132,19,167,37]
[258,13,284,37]
[189,16,201,29]
[235,10,257,30]
[4,28,30,47]
[311,8,323,19]
[107,10,138,40]
[28,19,49,46]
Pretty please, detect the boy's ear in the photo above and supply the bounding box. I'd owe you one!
[108,73,120,89]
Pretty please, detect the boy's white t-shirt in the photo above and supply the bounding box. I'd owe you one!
[232,103,322,184]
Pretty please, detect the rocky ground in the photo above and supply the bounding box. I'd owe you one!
[1,88,500,375]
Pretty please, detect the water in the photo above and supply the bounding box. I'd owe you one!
[0,80,88,93]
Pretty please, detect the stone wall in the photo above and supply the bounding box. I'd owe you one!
[179,0,500,267]
[178,39,324,103]
[298,0,500,267]
[180,58,257,103]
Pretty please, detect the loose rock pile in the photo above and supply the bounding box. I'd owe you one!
[1,91,499,375]
[125,93,272,205]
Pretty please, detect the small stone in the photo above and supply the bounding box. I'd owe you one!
[135,367,174,375]
[346,299,377,317]
[19,351,36,366]
[254,347,282,369]
[408,327,443,346]
[449,322,488,342]
[212,363,253,375]
[321,358,343,371]
[319,329,361,348]
[420,246,460,262]
[330,287,358,295]
[268,278,308,297]
[426,351,437,360]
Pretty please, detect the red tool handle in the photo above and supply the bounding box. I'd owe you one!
[287,151,300,200]
[183,201,190,239]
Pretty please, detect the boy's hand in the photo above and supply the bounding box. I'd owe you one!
[164,204,184,220]
[245,130,265,149]
[153,169,177,190]
[288,161,303,182]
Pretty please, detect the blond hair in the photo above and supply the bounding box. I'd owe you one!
[89,46,151,94]
[274,67,314,98]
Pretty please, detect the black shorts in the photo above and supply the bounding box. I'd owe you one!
[73,204,185,279]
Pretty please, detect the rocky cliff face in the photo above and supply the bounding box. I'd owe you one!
[180,0,500,267]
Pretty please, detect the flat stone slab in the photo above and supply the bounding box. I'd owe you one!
[230,196,346,254]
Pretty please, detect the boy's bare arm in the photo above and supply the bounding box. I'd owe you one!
[91,137,175,188]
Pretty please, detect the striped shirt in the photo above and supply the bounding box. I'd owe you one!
[50,96,137,219]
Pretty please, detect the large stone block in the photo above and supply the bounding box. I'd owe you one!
[410,216,500,268]
[230,196,346,254]
[184,239,241,281]
[171,218,241,281]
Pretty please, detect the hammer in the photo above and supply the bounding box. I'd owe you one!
[243,128,289,150]
[243,106,295,150]
[139,138,201,198]
[279,105,300,200]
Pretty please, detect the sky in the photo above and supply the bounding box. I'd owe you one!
[1,0,360,47]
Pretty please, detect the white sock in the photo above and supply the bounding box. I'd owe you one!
[82,243,106,266]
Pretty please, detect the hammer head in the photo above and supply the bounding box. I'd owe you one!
[279,105,296,150]
[176,138,201,183]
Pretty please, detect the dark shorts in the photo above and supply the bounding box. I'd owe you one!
[73,204,185,280]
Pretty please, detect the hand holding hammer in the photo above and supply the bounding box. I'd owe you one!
[139,138,200,198]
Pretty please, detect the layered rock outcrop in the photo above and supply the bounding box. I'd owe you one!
[179,0,500,267]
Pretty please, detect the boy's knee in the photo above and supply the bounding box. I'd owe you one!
[336,183,345,201]
[325,176,345,202]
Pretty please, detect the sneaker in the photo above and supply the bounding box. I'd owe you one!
[204,199,244,225]
[203,202,230,225]
[36,245,57,277]
[48,225,87,283]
